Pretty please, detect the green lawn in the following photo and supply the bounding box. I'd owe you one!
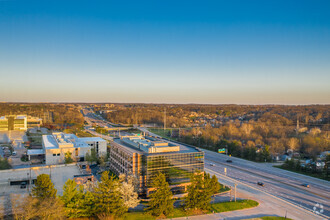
[123,199,258,220]
[210,200,259,213]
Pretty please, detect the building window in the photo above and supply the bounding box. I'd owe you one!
[53,154,56,156]
[57,153,60,156]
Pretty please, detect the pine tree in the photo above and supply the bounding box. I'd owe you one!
[93,171,126,217]
[145,172,174,217]
[32,174,57,199]
[184,172,212,211]
[210,174,221,194]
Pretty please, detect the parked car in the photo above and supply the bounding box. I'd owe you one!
[226,159,233,163]
[210,163,215,166]
[20,182,27,189]
[12,151,17,156]
[301,183,310,188]
[257,182,265,186]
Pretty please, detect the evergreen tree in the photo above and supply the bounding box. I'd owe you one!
[209,174,221,194]
[32,174,57,199]
[61,179,89,218]
[145,172,174,217]
[93,171,126,217]
[184,172,212,211]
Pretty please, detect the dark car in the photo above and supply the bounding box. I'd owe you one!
[257,182,265,186]
[301,183,310,188]
[226,159,233,163]
[20,182,27,189]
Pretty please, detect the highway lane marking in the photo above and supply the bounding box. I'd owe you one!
[205,157,330,201]
[205,168,328,220]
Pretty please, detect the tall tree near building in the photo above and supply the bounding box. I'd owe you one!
[145,172,174,217]
[184,172,212,211]
[118,174,140,210]
[93,171,126,217]
[32,174,57,199]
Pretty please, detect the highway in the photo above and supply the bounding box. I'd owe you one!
[81,109,329,219]
[204,151,329,219]
[139,127,329,219]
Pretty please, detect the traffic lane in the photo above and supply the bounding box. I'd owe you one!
[204,151,330,193]
[205,163,329,217]
[205,154,330,200]
[205,163,329,215]
[206,168,324,220]
[204,149,330,188]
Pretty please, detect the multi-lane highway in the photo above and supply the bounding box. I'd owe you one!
[82,109,329,219]
[139,127,329,219]
[204,150,329,219]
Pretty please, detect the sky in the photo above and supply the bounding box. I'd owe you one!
[0,0,330,104]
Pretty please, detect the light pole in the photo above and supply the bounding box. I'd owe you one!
[234,183,237,202]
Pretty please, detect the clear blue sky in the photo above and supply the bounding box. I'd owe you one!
[1,0,329,104]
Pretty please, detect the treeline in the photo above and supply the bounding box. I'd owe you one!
[11,172,139,219]
[100,104,329,129]
[179,120,329,159]
[0,103,85,130]
[279,155,330,180]
[98,103,329,160]
[9,171,223,219]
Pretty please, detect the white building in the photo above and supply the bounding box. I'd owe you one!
[40,132,107,165]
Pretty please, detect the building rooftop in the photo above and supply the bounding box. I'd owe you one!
[113,135,200,155]
[42,132,105,150]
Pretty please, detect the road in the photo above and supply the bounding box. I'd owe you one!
[81,109,329,219]
[140,128,329,220]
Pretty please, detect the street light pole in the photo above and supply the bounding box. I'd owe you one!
[234,183,237,202]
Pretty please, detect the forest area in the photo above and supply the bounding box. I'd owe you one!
[101,104,329,160]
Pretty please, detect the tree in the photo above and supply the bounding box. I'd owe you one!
[118,174,140,210]
[93,171,126,217]
[12,194,64,220]
[209,174,221,194]
[145,172,174,217]
[64,151,74,164]
[32,174,57,199]
[287,138,299,152]
[184,172,212,211]
[86,148,98,164]
[0,157,11,170]
[61,179,95,218]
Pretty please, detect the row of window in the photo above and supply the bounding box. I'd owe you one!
[52,153,60,157]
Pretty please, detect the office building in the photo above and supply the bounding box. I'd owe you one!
[38,132,107,165]
[110,135,204,196]
[0,115,42,131]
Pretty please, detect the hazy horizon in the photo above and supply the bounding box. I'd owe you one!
[1,0,330,104]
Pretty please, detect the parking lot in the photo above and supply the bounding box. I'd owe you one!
[0,164,81,195]
[0,164,82,216]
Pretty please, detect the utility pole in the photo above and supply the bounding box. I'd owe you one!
[234,183,237,202]
[164,108,166,131]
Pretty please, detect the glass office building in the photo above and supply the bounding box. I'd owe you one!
[110,135,204,197]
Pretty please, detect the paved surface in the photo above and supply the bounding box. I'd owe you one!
[203,149,329,218]
[81,110,329,220]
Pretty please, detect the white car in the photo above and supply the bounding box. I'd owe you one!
[12,151,17,156]
[210,163,215,166]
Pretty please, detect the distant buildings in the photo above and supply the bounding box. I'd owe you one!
[110,135,204,196]
[0,115,42,131]
[32,132,107,165]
